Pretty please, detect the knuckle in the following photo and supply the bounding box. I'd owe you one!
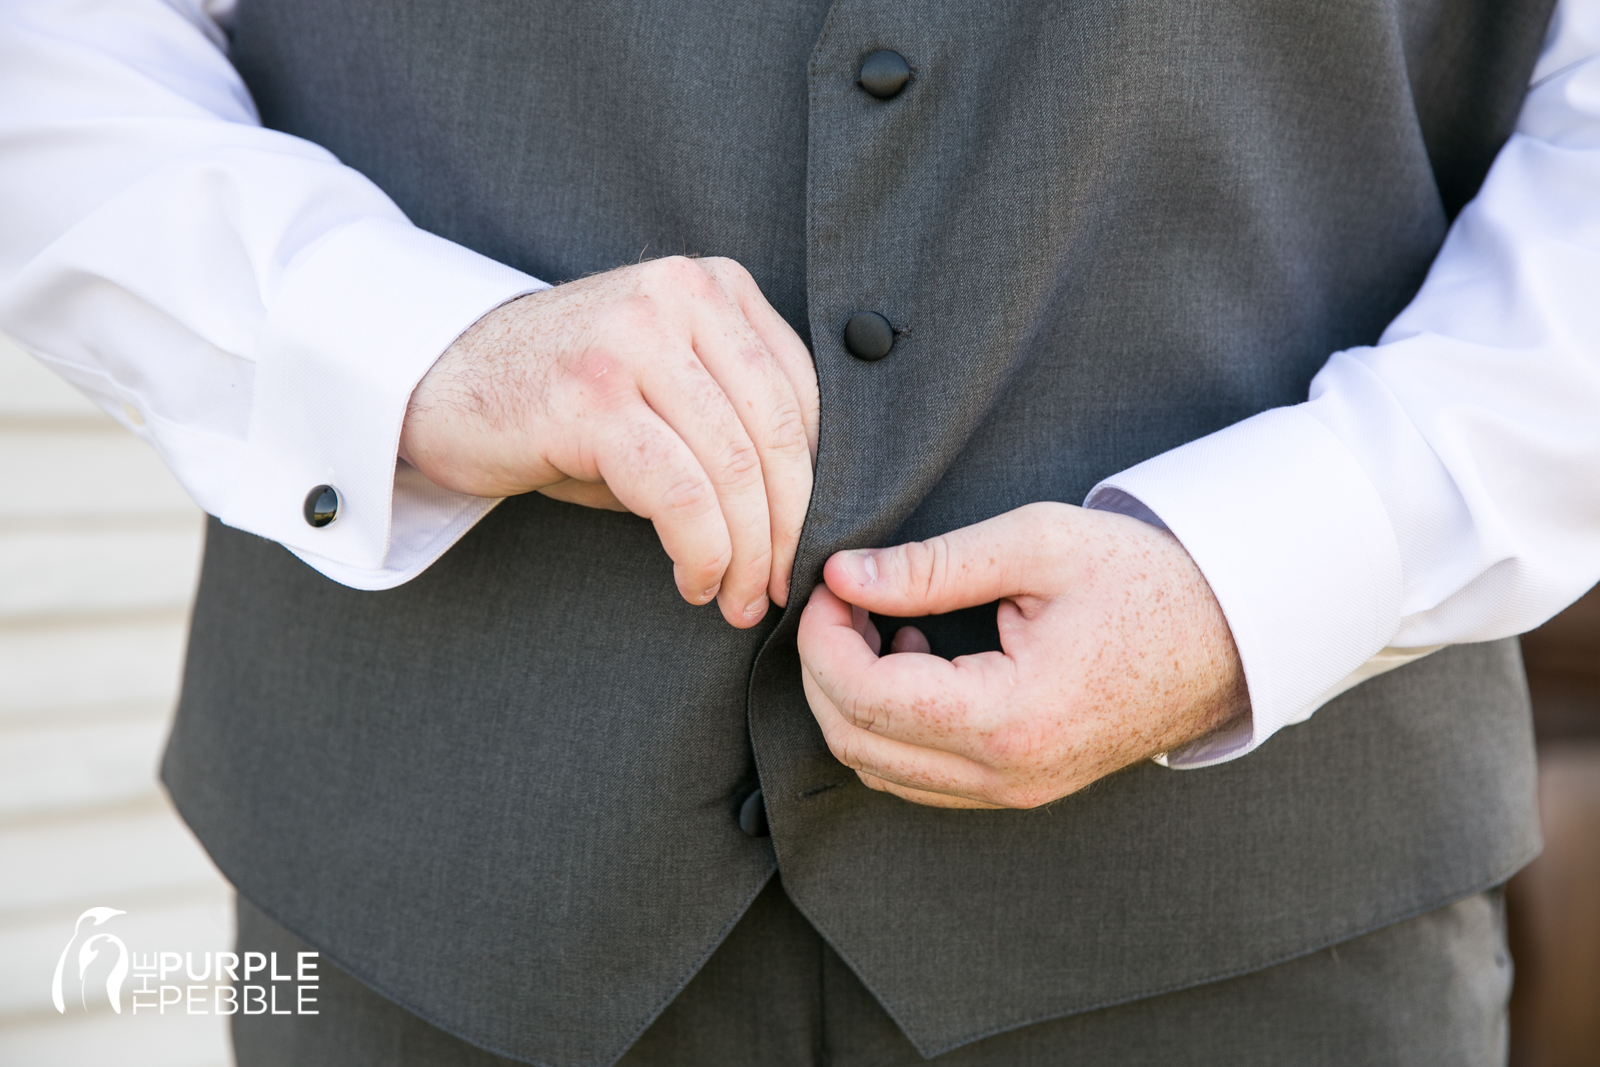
[822,723,864,769]
[613,291,665,335]
[611,420,669,470]
[837,737,874,774]
[718,440,764,487]
[897,537,949,600]
[653,254,695,276]
[764,403,810,454]
[710,257,753,285]
[652,255,712,294]
[839,680,885,733]
[658,475,719,520]
[568,352,634,405]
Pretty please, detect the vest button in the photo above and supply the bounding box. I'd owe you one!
[844,311,895,361]
[858,50,911,99]
[737,788,769,837]
[303,485,340,527]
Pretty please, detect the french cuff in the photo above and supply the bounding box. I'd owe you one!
[222,217,546,590]
[1084,407,1408,769]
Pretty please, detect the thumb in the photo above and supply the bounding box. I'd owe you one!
[823,507,1058,616]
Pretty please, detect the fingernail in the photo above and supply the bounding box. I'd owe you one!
[744,595,769,619]
[838,550,879,587]
[700,582,721,603]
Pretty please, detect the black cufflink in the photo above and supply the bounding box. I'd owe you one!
[304,485,340,528]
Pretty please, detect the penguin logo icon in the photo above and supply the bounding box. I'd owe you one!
[51,907,129,1014]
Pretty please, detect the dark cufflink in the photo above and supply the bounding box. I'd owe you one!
[303,485,340,528]
[859,50,911,99]
[844,311,896,361]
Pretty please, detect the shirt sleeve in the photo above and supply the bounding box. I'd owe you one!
[1087,0,1600,768]
[0,0,547,590]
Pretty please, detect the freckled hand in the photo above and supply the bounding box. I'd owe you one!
[400,257,819,627]
[796,502,1249,809]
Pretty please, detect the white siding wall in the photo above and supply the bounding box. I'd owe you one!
[0,334,236,1066]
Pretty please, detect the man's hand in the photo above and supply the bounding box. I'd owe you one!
[399,257,819,628]
[797,503,1249,808]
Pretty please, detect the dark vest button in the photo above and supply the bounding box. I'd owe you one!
[303,485,340,527]
[737,788,769,837]
[859,50,911,99]
[844,311,895,361]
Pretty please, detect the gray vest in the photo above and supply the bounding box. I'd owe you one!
[165,1,1550,1063]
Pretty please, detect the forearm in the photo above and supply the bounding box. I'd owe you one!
[1089,0,1600,765]
[0,0,543,587]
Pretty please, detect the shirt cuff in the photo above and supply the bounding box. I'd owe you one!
[220,217,546,589]
[1084,406,1412,768]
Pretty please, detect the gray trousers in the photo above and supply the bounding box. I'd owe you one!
[232,879,1510,1067]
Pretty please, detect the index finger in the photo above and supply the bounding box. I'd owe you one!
[798,584,1014,758]
[701,258,819,459]
[687,266,815,607]
[799,588,1007,802]
[587,399,734,609]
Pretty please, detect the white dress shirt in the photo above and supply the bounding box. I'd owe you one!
[3,0,1598,768]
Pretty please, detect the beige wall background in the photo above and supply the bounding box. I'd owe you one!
[0,333,236,1065]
